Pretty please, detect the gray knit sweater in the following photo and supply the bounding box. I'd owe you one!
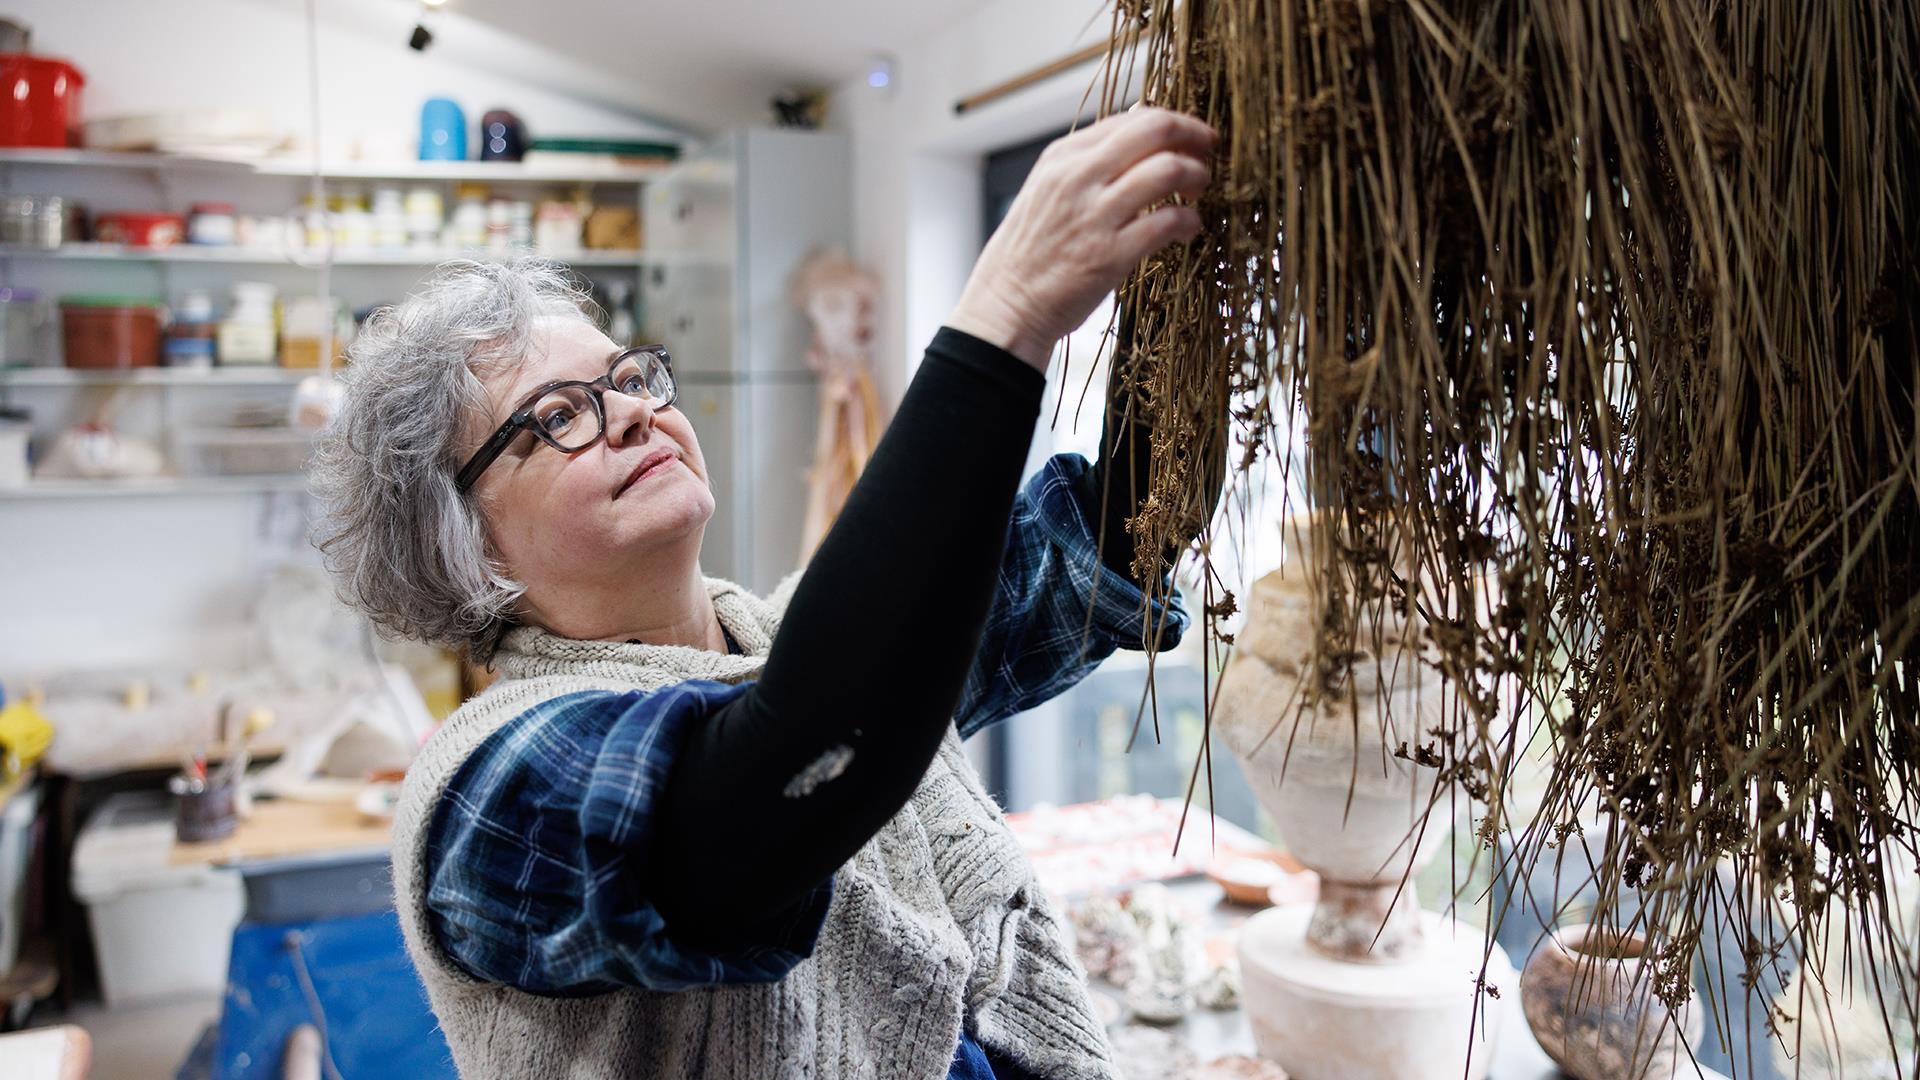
[391,574,1120,1079]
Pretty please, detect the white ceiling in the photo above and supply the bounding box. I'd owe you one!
[436,0,998,133]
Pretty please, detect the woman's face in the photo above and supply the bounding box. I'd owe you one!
[467,317,715,626]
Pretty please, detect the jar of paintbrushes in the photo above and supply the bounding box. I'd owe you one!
[170,705,275,844]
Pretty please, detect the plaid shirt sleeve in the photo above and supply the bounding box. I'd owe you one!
[422,682,834,996]
[953,452,1191,739]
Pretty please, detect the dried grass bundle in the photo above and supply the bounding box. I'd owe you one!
[1100,0,1920,1058]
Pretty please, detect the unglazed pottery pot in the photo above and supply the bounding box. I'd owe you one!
[1520,924,1701,1080]
[1217,521,1512,1080]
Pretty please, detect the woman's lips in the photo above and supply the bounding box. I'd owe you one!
[617,449,677,497]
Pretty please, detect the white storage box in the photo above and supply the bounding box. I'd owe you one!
[170,426,315,477]
[0,781,41,976]
[71,792,244,1006]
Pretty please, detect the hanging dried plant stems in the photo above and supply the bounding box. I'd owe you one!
[1101,0,1919,1053]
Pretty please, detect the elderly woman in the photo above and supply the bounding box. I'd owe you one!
[315,108,1216,1080]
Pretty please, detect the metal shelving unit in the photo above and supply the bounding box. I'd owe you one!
[0,147,669,184]
[0,243,649,266]
[0,474,309,499]
[1,147,669,500]
[0,368,309,386]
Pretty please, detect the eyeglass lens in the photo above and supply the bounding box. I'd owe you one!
[528,351,673,451]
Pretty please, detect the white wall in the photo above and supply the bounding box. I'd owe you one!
[829,0,1127,407]
[10,0,699,151]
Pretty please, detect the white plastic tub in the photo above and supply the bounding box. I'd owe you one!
[70,792,244,1005]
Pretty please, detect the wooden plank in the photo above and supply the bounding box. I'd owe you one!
[169,794,389,868]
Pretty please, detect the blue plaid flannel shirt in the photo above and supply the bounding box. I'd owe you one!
[423,453,1188,1064]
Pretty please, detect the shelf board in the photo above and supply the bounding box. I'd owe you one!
[250,158,670,182]
[0,474,310,499]
[0,148,256,171]
[0,148,668,183]
[0,243,650,267]
[0,367,309,386]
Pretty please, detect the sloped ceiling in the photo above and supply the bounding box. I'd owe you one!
[425,0,997,134]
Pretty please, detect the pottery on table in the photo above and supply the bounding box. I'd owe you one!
[1520,924,1701,1080]
[1217,518,1512,1080]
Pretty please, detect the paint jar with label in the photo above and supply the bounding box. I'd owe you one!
[281,295,349,369]
[187,202,236,246]
[164,289,218,369]
[485,197,511,254]
[404,184,443,250]
[218,283,277,366]
[371,185,407,250]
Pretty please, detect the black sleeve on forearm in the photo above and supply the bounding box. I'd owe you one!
[651,328,1043,947]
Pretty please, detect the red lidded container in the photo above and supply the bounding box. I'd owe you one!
[61,295,166,369]
[94,212,187,248]
[0,54,85,148]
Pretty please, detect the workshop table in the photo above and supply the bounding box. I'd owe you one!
[1089,879,1733,1080]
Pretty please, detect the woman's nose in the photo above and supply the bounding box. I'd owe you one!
[602,388,658,448]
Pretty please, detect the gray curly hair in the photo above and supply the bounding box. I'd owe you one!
[311,258,599,653]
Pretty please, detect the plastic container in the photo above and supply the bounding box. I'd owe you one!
[162,333,215,368]
[404,185,443,249]
[172,426,315,476]
[0,53,84,148]
[0,781,39,974]
[71,791,244,1006]
[0,407,29,488]
[241,853,392,924]
[371,185,407,250]
[419,97,466,161]
[93,211,186,248]
[0,286,57,366]
[60,295,165,368]
[280,295,348,369]
[186,202,236,246]
[449,183,488,250]
[1,194,63,247]
[217,282,276,366]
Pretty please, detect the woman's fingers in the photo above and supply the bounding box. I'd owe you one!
[1099,150,1212,225]
[1084,108,1218,182]
[944,107,1215,371]
[1116,203,1203,264]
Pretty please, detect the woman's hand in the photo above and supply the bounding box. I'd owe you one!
[947,107,1216,371]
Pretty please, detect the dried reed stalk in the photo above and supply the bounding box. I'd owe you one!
[1100,0,1920,1062]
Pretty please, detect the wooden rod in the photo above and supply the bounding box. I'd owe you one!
[953,39,1112,116]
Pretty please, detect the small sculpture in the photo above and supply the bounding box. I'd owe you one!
[789,249,883,563]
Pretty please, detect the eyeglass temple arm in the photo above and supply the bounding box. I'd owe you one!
[455,414,529,491]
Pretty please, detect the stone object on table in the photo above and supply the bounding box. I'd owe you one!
[1127,976,1195,1025]
[1520,924,1701,1080]
[1124,883,1208,1024]
[1195,957,1241,1011]
[1109,1024,1200,1080]
[1071,894,1145,986]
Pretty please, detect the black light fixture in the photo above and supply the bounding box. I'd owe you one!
[410,0,448,52]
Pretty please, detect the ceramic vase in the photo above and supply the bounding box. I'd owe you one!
[1520,924,1701,1080]
[1215,520,1512,1080]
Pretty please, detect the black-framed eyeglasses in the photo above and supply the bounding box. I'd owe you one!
[455,344,677,492]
